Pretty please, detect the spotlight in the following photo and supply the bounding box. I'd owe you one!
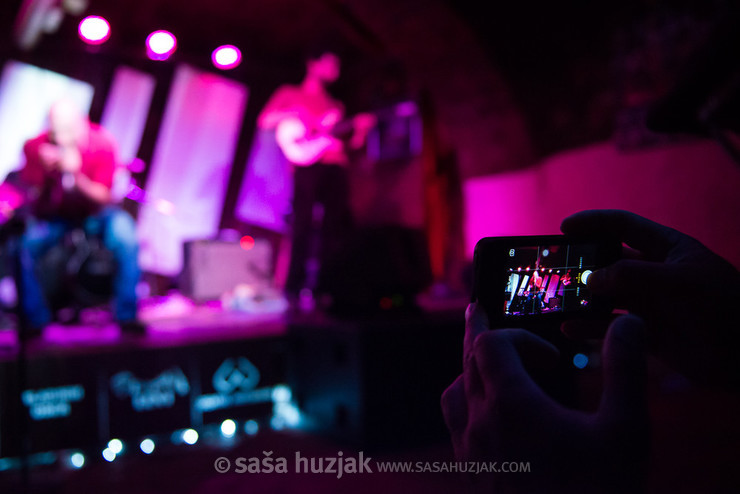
[221,419,237,438]
[107,439,124,454]
[102,448,116,462]
[182,428,199,445]
[140,438,155,455]
[78,15,110,45]
[212,45,242,70]
[270,415,285,431]
[146,30,177,61]
[244,419,259,436]
[581,270,592,285]
[272,385,292,403]
[69,452,85,469]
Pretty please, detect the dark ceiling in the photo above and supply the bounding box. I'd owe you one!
[0,0,731,164]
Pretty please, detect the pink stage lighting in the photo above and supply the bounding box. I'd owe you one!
[212,45,242,70]
[146,30,177,61]
[78,16,111,45]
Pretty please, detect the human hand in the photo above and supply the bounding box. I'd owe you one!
[57,146,82,173]
[319,108,342,129]
[38,143,62,170]
[441,304,649,493]
[560,209,740,388]
[349,113,376,149]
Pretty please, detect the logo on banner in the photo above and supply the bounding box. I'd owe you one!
[195,357,272,413]
[22,385,85,420]
[110,367,190,412]
[213,357,261,394]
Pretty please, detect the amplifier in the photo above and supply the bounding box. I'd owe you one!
[181,239,272,302]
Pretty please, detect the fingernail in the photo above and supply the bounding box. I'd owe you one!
[465,302,476,320]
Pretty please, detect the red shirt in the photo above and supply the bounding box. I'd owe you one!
[22,123,116,218]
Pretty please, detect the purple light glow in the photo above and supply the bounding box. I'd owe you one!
[212,45,242,70]
[146,30,177,61]
[78,16,111,45]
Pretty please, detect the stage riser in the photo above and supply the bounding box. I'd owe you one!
[0,337,286,457]
[287,311,464,449]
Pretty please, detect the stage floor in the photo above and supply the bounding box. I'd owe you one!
[0,291,290,359]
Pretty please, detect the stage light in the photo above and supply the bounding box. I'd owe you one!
[273,402,302,428]
[272,385,292,403]
[573,353,589,369]
[146,30,177,61]
[240,235,255,250]
[102,448,116,462]
[244,419,259,436]
[221,419,237,438]
[542,248,549,257]
[78,15,110,45]
[140,438,155,455]
[154,198,175,215]
[182,428,199,445]
[270,415,285,430]
[107,439,124,454]
[212,45,242,70]
[70,452,85,469]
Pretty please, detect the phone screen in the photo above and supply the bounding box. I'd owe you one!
[503,243,598,317]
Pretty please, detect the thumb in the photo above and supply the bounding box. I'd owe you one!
[599,315,648,424]
[587,259,692,314]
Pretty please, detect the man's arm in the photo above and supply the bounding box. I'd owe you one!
[257,86,298,129]
[20,137,49,188]
[72,126,116,205]
[73,172,111,204]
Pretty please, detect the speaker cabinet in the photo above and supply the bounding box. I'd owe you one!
[181,239,272,301]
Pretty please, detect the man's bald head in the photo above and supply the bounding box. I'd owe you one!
[48,99,87,146]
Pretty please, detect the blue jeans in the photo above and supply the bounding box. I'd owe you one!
[20,207,140,328]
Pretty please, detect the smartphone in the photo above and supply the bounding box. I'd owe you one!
[472,234,621,330]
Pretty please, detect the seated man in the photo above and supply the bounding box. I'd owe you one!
[18,99,144,337]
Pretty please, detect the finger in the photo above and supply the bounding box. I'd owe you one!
[473,329,560,397]
[463,303,488,397]
[560,317,611,340]
[621,245,645,261]
[441,375,468,438]
[598,315,648,423]
[464,303,488,359]
[587,259,694,312]
[560,209,682,261]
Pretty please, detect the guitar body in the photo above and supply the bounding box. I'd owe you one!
[275,117,335,166]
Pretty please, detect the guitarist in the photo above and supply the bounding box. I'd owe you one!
[256,50,373,305]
